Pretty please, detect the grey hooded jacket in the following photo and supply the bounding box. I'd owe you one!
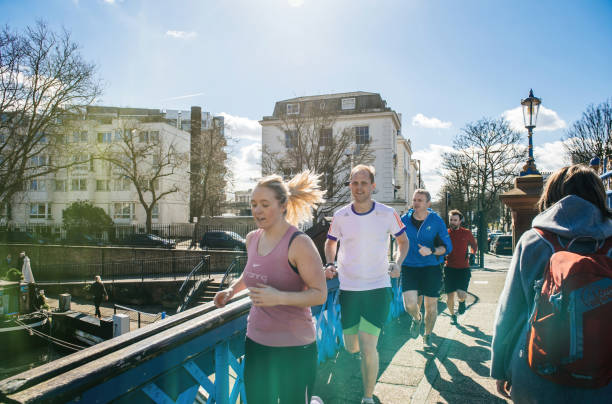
[490,195,612,403]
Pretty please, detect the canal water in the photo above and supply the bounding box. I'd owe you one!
[1,340,67,380]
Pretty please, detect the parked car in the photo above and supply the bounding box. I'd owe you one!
[0,231,48,244]
[120,233,176,249]
[64,233,106,246]
[200,231,246,251]
[488,231,503,250]
[491,235,513,255]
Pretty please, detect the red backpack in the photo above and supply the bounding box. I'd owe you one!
[526,228,612,388]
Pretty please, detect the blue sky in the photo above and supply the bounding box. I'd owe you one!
[2,0,611,196]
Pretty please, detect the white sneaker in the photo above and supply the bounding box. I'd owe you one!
[310,395,324,404]
[361,398,375,404]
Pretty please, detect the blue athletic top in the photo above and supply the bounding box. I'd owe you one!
[401,208,452,267]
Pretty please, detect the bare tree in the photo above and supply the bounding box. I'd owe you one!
[0,22,102,211]
[96,120,188,233]
[262,103,374,219]
[563,99,612,164]
[441,117,524,249]
[192,119,230,218]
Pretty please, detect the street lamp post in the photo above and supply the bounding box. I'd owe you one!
[520,89,541,176]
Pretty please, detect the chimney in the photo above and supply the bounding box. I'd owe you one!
[190,106,202,222]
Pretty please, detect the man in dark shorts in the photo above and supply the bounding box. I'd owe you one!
[444,209,477,325]
[324,165,409,404]
[400,189,452,348]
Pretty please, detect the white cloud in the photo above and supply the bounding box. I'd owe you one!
[218,112,262,142]
[165,30,197,40]
[412,140,571,199]
[412,144,455,197]
[230,143,261,192]
[161,92,205,102]
[533,139,572,172]
[502,106,567,132]
[411,113,452,129]
[288,0,305,7]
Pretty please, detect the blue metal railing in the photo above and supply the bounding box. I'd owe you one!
[176,255,210,313]
[1,275,407,403]
[600,170,612,208]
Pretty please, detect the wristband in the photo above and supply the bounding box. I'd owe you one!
[325,263,336,268]
[430,247,435,255]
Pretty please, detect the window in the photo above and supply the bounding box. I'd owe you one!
[341,98,356,110]
[30,155,48,167]
[286,103,300,115]
[72,154,89,171]
[152,204,159,220]
[139,130,159,143]
[285,130,297,148]
[71,178,87,191]
[319,128,333,147]
[29,179,46,191]
[97,132,112,143]
[30,203,51,219]
[355,126,369,145]
[73,131,88,143]
[114,129,123,142]
[113,203,134,220]
[114,176,131,191]
[35,132,48,143]
[0,134,6,143]
[96,180,110,191]
[55,180,67,192]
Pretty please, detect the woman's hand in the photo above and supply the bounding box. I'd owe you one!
[213,288,234,308]
[495,379,511,399]
[249,283,284,306]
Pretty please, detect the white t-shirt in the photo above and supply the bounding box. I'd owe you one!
[327,201,405,291]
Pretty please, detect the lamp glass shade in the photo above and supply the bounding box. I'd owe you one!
[521,92,541,128]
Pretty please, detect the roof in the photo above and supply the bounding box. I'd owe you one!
[278,91,378,103]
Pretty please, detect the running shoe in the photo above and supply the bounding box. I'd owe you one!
[451,314,458,325]
[410,315,422,338]
[423,334,433,349]
[361,398,375,404]
[458,301,466,314]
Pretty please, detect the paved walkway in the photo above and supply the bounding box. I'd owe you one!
[313,253,512,403]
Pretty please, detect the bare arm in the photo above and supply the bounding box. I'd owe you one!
[249,235,327,307]
[324,237,338,279]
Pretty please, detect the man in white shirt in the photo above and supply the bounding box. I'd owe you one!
[324,164,409,404]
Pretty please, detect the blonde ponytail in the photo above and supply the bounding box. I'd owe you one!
[257,170,325,226]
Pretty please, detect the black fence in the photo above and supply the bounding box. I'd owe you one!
[35,255,206,283]
[0,223,195,248]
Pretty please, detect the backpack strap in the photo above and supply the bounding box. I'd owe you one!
[533,228,563,252]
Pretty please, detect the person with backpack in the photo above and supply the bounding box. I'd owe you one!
[491,164,612,402]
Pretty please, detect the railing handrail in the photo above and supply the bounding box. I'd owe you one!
[0,296,245,397]
[218,256,247,291]
[178,255,209,294]
[0,294,252,403]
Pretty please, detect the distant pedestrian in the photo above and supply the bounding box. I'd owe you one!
[19,251,35,283]
[91,275,108,319]
[589,156,601,173]
[2,253,12,271]
[444,209,477,325]
[491,164,612,402]
[214,170,327,404]
[324,164,409,404]
[400,189,452,349]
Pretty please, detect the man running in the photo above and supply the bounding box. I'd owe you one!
[400,189,452,348]
[324,164,409,404]
[445,209,477,325]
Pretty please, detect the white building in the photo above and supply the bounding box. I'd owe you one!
[396,137,423,213]
[260,92,417,213]
[9,106,192,225]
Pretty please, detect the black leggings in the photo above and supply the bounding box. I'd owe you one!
[244,337,317,404]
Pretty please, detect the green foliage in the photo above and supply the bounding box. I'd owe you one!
[63,201,113,235]
[0,268,22,282]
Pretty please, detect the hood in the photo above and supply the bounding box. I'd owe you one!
[406,208,435,219]
[532,195,612,240]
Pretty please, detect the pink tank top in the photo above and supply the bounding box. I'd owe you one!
[243,226,316,347]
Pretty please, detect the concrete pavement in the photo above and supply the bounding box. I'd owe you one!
[312,253,512,403]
